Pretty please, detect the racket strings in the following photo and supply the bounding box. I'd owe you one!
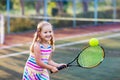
[77,46,104,68]
[57,46,104,68]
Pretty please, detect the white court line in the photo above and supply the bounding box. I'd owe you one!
[0,51,29,58]
[0,28,120,50]
[56,29,120,40]
[56,33,120,47]
[0,32,120,58]
[0,42,31,50]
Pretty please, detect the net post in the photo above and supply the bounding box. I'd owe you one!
[0,14,5,44]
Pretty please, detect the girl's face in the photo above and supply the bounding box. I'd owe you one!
[40,25,53,43]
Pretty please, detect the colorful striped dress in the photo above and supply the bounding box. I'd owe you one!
[22,44,52,80]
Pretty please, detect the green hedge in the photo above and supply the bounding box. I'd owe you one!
[6,9,120,33]
[8,18,36,33]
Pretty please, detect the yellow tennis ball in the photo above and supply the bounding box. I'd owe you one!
[89,38,99,46]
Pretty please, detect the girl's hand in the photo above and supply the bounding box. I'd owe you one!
[58,63,67,68]
[50,67,58,73]
[56,63,67,70]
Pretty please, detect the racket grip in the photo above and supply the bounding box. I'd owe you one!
[50,65,67,73]
[57,65,67,70]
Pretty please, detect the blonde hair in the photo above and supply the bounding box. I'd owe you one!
[30,21,55,53]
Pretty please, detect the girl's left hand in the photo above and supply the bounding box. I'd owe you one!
[58,63,67,67]
[56,63,67,70]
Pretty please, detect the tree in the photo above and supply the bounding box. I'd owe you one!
[56,0,68,15]
[20,0,25,15]
[82,0,89,14]
[0,0,6,10]
[35,0,44,15]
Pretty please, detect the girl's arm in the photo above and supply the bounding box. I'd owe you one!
[48,52,66,67]
[48,59,60,67]
[34,42,58,72]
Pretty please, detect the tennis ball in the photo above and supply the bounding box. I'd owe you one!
[89,38,99,46]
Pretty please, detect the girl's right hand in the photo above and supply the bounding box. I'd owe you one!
[50,67,58,73]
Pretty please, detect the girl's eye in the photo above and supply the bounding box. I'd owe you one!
[44,32,47,34]
[49,31,52,33]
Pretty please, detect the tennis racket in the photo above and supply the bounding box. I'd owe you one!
[57,45,105,70]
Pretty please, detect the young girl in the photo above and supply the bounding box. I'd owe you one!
[22,21,65,80]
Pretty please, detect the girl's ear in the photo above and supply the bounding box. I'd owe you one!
[37,31,41,37]
[34,32,37,37]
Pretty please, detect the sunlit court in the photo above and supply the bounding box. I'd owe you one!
[0,0,120,80]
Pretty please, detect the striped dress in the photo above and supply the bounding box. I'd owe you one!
[22,44,52,80]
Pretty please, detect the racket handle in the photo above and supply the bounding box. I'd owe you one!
[50,65,67,73]
[57,65,67,70]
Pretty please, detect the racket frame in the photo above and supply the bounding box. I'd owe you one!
[67,45,105,68]
[76,45,105,68]
[56,45,105,71]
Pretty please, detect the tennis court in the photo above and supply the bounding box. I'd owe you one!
[1,0,120,80]
[51,31,120,80]
[0,27,120,80]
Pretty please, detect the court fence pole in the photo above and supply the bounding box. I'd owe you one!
[44,0,48,21]
[73,0,76,28]
[94,0,98,25]
[6,0,10,33]
[112,0,117,20]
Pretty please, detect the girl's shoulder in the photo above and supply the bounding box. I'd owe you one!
[34,42,40,46]
[34,42,41,49]
[40,44,52,49]
[34,42,52,49]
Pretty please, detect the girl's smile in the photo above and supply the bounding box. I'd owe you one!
[40,25,53,42]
